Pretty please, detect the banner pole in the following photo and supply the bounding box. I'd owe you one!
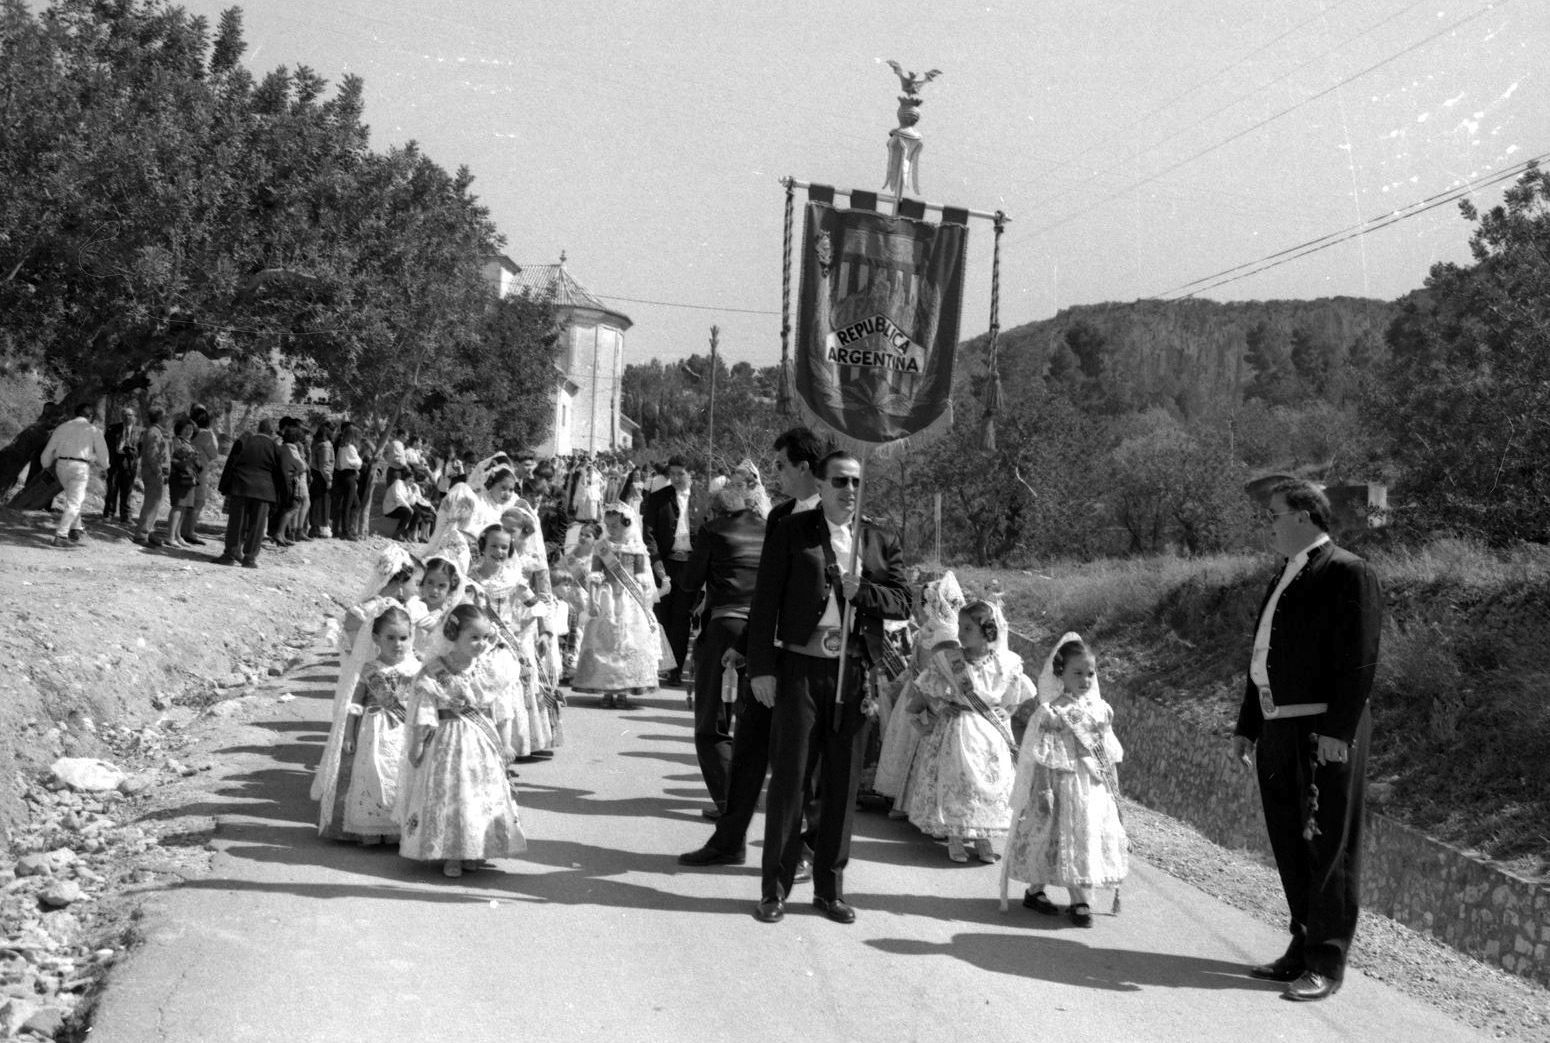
[830,449,870,733]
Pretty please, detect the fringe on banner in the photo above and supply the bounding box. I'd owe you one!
[775,356,793,416]
[791,395,956,462]
[978,371,1003,453]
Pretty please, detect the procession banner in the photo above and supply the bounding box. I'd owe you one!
[793,200,968,451]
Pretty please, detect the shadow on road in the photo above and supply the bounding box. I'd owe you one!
[867,932,1283,993]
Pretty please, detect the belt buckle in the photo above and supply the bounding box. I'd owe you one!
[821,629,843,655]
[1258,686,1278,720]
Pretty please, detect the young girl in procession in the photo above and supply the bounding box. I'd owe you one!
[502,506,565,752]
[396,604,527,878]
[467,523,548,756]
[1001,634,1129,926]
[875,571,963,815]
[411,554,466,659]
[335,607,420,843]
[314,545,423,840]
[904,599,1037,863]
[571,501,660,708]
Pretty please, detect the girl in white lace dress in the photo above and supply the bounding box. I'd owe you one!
[905,601,1036,862]
[397,605,526,878]
[1001,635,1128,927]
[339,607,420,842]
[572,502,660,707]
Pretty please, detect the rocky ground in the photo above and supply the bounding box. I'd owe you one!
[0,505,371,1040]
[0,507,1545,1040]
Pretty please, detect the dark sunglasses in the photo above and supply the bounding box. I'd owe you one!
[827,476,862,489]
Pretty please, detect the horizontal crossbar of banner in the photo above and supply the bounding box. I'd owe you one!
[782,177,1008,224]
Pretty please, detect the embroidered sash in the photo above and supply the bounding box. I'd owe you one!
[1051,701,1121,798]
[932,650,1019,761]
[598,548,658,632]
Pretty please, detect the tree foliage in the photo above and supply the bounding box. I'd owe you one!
[1368,164,1550,543]
[0,0,547,498]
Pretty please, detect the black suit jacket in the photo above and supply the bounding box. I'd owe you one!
[218,433,291,506]
[106,422,139,464]
[746,508,912,679]
[1234,540,1382,744]
[682,508,767,614]
[642,483,707,567]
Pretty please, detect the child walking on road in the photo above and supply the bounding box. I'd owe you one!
[1001,634,1128,926]
[397,605,527,878]
[337,607,420,844]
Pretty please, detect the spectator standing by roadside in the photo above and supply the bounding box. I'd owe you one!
[309,421,335,538]
[102,406,139,524]
[38,403,111,548]
[163,417,204,550]
[275,419,310,545]
[180,405,219,546]
[216,417,291,569]
[132,408,171,545]
[333,423,363,540]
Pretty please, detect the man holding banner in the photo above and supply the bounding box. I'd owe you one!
[746,450,911,924]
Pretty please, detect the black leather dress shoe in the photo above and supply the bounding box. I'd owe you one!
[812,897,856,924]
[700,805,725,820]
[1249,957,1305,982]
[1283,971,1341,1001]
[677,845,746,867]
[754,898,785,923]
[793,858,813,884]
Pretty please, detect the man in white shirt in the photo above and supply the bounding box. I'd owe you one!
[643,455,705,686]
[743,450,912,925]
[1232,479,1382,1002]
[39,403,111,547]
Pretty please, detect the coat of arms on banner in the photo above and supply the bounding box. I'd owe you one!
[793,202,968,451]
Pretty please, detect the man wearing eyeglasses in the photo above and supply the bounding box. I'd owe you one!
[745,450,912,925]
[1231,478,1382,1002]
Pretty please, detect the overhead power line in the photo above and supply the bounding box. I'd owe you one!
[1005,0,1511,248]
[594,293,779,317]
[1152,153,1544,300]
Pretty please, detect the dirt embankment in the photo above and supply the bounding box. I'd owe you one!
[0,509,370,837]
[0,507,371,1038]
[973,541,1550,876]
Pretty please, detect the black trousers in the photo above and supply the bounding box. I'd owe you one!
[692,616,743,807]
[655,557,694,671]
[706,676,817,859]
[223,496,271,565]
[104,457,136,519]
[762,652,867,903]
[1256,710,1370,979]
[308,471,331,532]
[331,470,359,537]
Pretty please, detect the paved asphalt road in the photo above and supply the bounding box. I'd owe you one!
[91,649,1484,1042]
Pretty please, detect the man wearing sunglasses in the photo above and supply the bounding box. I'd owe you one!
[745,450,912,925]
[1231,478,1382,1002]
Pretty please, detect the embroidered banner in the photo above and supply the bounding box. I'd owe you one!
[794,201,968,448]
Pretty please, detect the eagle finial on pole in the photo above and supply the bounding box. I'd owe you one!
[885,60,942,98]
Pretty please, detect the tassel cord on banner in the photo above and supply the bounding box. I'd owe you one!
[979,211,1006,452]
[830,449,870,733]
[778,177,796,416]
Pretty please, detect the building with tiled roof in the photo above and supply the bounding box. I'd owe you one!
[482,253,632,456]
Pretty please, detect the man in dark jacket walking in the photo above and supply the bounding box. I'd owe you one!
[215,418,291,569]
[680,485,767,818]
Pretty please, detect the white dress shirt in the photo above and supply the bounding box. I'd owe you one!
[41,418,111,468]
[817,513,856,629]
[1250,533,1332,695]
[671,487,692,554]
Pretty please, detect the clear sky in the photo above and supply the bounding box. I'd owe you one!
[171,0,1544,366]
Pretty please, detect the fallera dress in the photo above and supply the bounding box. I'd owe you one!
[904,648,1036,840]
[1003,693,1129,892]
[571,543,660,696]
[342,656,420,837]
[396,657,527,863]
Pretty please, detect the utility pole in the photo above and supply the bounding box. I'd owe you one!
[706,324,719,473]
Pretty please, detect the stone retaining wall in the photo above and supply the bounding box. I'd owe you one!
[1007,631,1550,987]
